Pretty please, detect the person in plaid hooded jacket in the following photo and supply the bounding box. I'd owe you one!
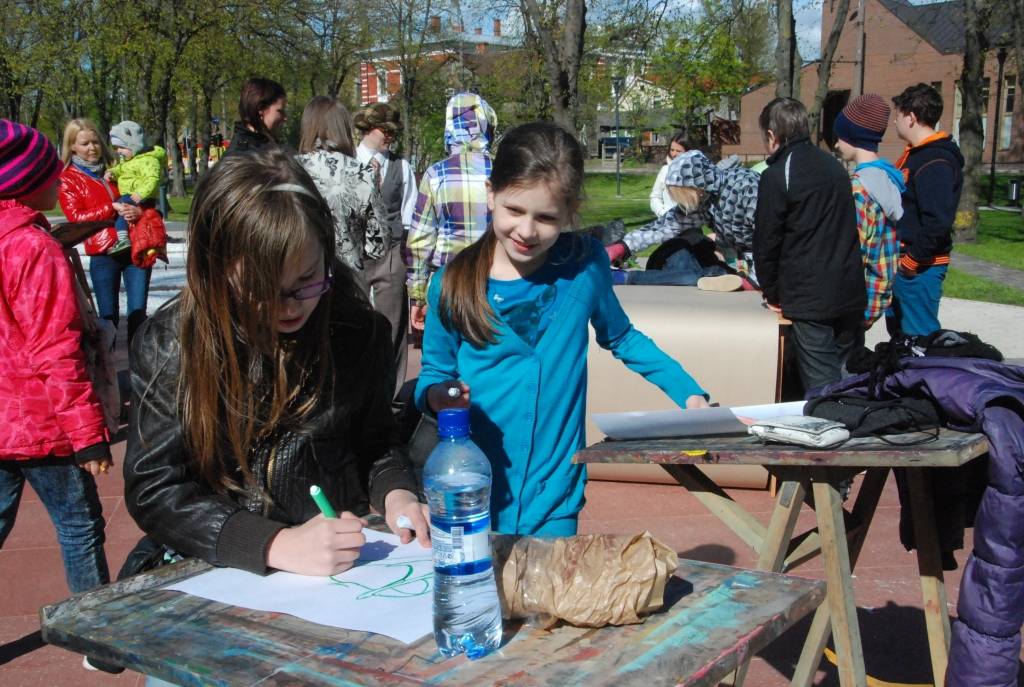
[407,93,496,330]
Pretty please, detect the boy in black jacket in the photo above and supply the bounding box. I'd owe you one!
[754,98,866,392]
[889,83,964,337]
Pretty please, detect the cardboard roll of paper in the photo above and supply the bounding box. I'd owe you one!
[586,286,782,490]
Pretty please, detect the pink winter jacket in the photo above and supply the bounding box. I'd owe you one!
[0,199,110,461]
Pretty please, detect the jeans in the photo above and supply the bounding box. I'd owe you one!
[886,264,947,337]
[113,194,136,238]
[89,251,152,346]
[790,312,861,394]
[0,458,109,593]
[627,246,728,286]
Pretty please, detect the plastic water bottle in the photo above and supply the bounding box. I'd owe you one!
[423,408,502,659]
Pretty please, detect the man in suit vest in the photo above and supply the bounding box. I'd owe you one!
[354,103,417,399]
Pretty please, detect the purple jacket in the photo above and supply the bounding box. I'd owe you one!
[814,357,1024,687]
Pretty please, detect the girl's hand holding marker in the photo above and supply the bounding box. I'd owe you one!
[265,486,366,577]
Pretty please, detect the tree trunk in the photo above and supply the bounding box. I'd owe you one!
[188,89,199,187]
[775,0,796,98]
[1007,1,1024,161]
[521,0,587,132]
[29,90,43,129]
[167,116,186,198]
[808,0,852,143]
[197,89,212,180]
[955,0,992,243]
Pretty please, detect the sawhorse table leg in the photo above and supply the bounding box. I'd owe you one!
[787,467,889,687]
[905,467,951,686]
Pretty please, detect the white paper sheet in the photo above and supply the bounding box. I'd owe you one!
[591,401,806,440]
[165,529,434,644]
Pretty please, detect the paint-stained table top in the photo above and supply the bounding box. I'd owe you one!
[574,429,988,469]
[41,556,824,686]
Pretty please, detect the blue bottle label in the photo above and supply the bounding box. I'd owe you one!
[430,514,492,575]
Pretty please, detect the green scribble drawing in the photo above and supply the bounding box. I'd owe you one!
[329,559,433,599]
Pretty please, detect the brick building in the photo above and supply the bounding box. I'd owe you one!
[722,0,1020,165]
[357,17,515,105]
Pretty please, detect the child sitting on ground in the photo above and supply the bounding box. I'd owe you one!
[106,120,166,253]
[416,121,709,537]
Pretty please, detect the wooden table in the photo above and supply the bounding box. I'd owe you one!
[575,429,989,687]
[40,557,823,686]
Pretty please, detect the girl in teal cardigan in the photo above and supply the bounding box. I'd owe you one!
[415,122,708,536]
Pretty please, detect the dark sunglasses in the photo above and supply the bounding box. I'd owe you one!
[281,272,333,302]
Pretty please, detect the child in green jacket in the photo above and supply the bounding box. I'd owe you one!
[106,120,166,253]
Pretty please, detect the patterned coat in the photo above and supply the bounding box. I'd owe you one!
[296,150,388,270]
[623,151,760,255]
[0,200,109,460]
[406,93,496,303]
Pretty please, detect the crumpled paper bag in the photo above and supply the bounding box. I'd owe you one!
[492,532,678,628]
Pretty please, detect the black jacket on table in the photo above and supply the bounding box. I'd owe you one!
[753,138,866,321]
[124,295,419,575]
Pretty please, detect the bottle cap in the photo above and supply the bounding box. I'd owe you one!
[437,408,470,438]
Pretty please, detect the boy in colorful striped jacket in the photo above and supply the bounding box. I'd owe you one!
[833,94,903,344]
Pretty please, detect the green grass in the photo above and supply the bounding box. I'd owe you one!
[945,268,1024,306]
[580,172,657,229]
[977,172,1019,207]
[164,193,193,222]
[956,210,1024,271]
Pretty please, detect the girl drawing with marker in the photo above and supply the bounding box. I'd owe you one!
[416,122,709,537]
[124,149,428,577]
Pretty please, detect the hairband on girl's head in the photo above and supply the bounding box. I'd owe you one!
[264,182,315,198]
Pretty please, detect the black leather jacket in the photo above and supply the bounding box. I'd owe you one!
[124,297,419,574]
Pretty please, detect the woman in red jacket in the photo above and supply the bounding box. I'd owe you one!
[0,120,111,601]
[59,118,152,348]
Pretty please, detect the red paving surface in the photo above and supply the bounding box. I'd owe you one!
[0,344,994,686]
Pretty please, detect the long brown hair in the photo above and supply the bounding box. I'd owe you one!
[439,121,584,346]
[178,148,347,493]
[298,96,356,155]
[238,77,286,142]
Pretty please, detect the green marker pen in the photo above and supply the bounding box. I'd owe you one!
[309,485,337,519]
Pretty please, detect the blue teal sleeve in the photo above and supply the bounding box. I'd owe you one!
[414,269,461,413]
[587,239,707,406]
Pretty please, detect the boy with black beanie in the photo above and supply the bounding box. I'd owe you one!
[889,83,964,337]
[833,94,903,335]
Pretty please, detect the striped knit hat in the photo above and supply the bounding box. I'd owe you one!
[833,94,890,152]
[0,119,62,200]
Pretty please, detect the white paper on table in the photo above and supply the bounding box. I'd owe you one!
[592,401,806,440]
[164,529,434,644]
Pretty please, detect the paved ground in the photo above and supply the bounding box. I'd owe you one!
[952,252,1024,291]
[1,224,1021,685]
